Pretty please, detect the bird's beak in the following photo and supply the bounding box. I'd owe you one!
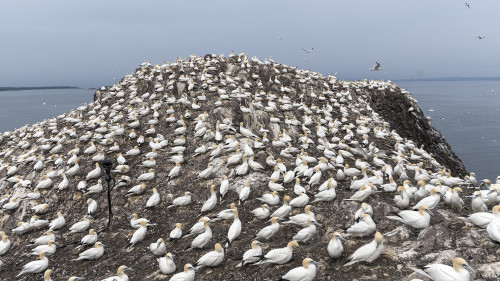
[487,190,494,195]
[310,260,320,266]
[313,221,321,226]
[336,234,345,241]
[426,209,434,216]
[125,267,133,271]
[189,266,196,271]
[464,264,476,274]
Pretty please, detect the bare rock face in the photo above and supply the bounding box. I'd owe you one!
[0,53,495,281]
[366,87,467,176]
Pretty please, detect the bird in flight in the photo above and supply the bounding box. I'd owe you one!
[278,36,282,40]
[302,48,314,53]
[370,62,382,71]
[476,36,485,40]
[464,3,470,9]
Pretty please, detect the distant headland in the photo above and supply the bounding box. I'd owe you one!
[394,76,500,82]
[0,86,79,91]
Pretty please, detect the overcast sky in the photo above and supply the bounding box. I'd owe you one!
[1,0,499,88]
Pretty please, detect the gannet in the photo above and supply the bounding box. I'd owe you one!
[290,193,310,208]
[448,187,464,211]
[158,252,176,274]
[256,217,280,240]
[293,178,306,195]
[283,205,316,227]
[226,208,242,247]
[346,214,376,237]
[344,232,384,266]
[30,240,56,256]
[129,220,148,247]
[86,162,102,180]
[201,185,217,213]
[257,191,280,206]
[85,179,103,195]
[73,241,105,261]
[470,191,487,213]
[36,175,53,190]
[146,188,161,209]
[328,232,344,258]
[80,229,98,246]
[16,251,49,276]
[394,186,410,209]
[412,188,441,210]
[313,182,336,202]
[386,205,433,229]
[169,223,183,241]
[239,122,258,138]
[0,232,11,255]
[236,241,262,267]
[281,258,319,281]
[411,257,475,281]
[345,185,373,201]
[129,213,155,229]
[486,205,500,242]
[354,202,373,222]
[271,195,292,218]
[252,204,270,220]
[239,180,251,204]
[87,198,97,215]
[68,216,91,234]
[49,211,66,230]
[219,175,229,200]
[167,162,181,180]
[2,197,20,210]
[259,240,299,265]
[101,265,132,281]
[167,191,192,209]
[189,218,212,249]
[292,218,319,243]
[169,264,195,281]
[31,230,55,246]
[44,269,53,281]
[150,238,166,256]
[137,169,155,181]
[195,243,225,270]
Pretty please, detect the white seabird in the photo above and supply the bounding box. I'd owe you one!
[328,232,344,258]
[73,241,105,261]
[344,232,384,266]
[281,258,319,281]
[236,240,262,267]
[101,265,132,281]
[386,205,433,229]
[194,243,225,270]
[411,257,475,281]
[169,264,195,281]
[16,251,49,277]
[158,252,176,274]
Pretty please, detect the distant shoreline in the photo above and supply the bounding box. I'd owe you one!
[0,86,80,91]
[394,77,500,82]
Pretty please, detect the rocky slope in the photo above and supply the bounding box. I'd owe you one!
[0,53,498,281]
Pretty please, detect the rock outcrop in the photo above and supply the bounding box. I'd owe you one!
[0,53,496,281]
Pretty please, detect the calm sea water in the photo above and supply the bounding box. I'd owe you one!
[0,83,498,181]
[0,88,94,132]
[398,80,500,181]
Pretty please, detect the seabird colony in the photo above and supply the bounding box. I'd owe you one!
[0,52,499,280]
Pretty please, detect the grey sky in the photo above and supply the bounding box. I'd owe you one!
[1,0,499,88]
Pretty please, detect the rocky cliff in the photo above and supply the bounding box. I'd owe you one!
[0,53,497,281]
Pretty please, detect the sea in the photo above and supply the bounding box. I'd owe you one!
[0,82,498,181]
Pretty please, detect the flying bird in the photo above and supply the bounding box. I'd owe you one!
[370,62,382,71]
[302,48,314,53]
[476,36,485,40]
[465,3,470,9]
